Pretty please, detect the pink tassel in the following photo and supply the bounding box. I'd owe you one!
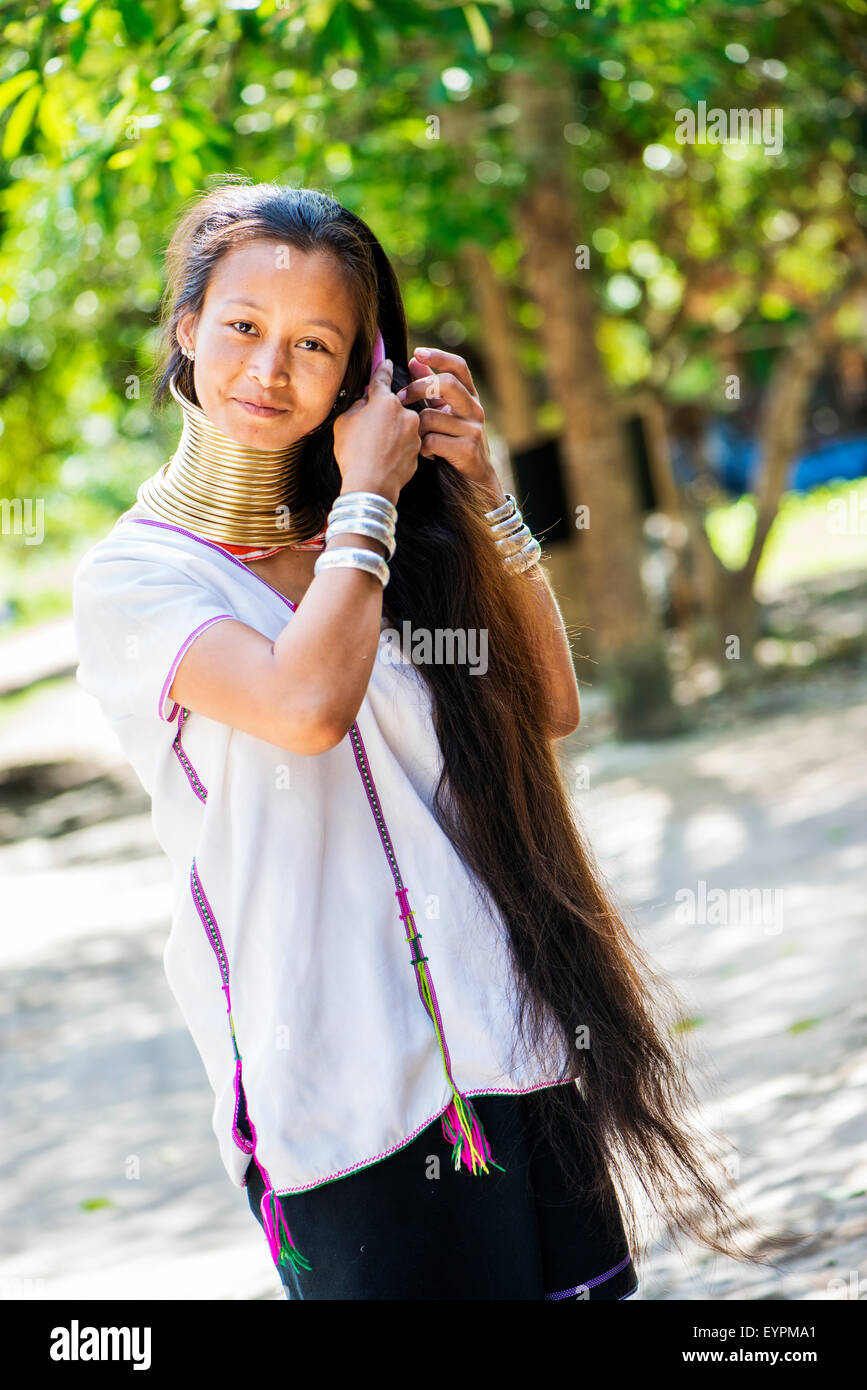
[442,1094,506,1175]
[261,1187,312,1274]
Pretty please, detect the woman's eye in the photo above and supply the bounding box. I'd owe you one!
[228,324,325,351]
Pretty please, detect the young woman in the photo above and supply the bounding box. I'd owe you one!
[72,178,770,1301]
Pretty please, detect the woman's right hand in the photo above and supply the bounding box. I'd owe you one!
[332,359,421,505]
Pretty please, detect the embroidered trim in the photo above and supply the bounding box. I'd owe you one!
[172,706,208,802]
[347,716,505,1178]
[263,1076,579,1198]
[160,612,235,722]
[544,1253,634,1300]
[189,855,311,1275]
[189,857,247,1147]
[348,722,455,1074]
[127,517,301,613]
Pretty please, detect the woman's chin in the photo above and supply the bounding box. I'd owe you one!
[222,407,304,450]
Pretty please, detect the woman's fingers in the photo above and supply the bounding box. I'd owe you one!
[398,371,482,421]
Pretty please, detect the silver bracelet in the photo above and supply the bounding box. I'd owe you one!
[329,499,397,526]
[328,502,396,535]
[332,491,397,522]
[503,536,542,572]
[484,492,542,574]
[327,493,397,559]
[313,545,390,588]
[484,493,517,524]
[325,514,396,559]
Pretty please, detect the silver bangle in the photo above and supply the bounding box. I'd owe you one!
[329,501,396,527]
[332,491,397,521]
[325,515,396,559]
[484,492,542,573]
[495,521,534,559]
[314,545,390,588]
[503,536,542,573]
[328,501,397,535]
[490,509,523,539]
[484,492,518,523]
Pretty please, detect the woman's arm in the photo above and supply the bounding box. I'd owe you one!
[473,472,581,740]
[397,347,580,741]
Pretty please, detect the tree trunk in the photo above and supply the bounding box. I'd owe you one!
[515,174,680,736]
[717,259,865,675]
[744,303,854,591]
[629,390,696,634]
[505,66,680,738]
[461,241,588,645]
[461,243,538,452]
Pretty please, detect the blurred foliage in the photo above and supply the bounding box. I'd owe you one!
[0,0,864,560]
[705,476,867,582]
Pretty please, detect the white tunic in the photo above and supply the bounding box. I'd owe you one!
[71,502,573,1206]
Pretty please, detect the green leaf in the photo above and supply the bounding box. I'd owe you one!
[0,70,38,118]
[80,1197,115,1211]
[347,6,381,66]
[2,83,42,160]
[37,90,76,148]
[306,0,341,35]
[116,0,156,42]
[310,2,351,68]
[462,4,492,54]
[788,1017,822,1035]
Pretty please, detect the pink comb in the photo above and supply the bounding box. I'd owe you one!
[369,329,385,379]
[362,329,387,401]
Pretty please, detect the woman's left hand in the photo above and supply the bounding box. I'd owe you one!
[396,348,506,507]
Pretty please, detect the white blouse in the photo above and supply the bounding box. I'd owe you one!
[72,502,574,1228]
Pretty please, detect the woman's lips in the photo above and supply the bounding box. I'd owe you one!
[234,399,287,418]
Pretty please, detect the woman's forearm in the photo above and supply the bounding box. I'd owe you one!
[515,561,581,737]
[473,472,581,739]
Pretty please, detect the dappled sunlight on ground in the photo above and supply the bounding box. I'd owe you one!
[563,681,867,1299]
[1,666,865,1299]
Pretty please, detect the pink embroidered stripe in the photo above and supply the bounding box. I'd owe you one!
[189,855,311,1276]
[160,613,235,722]
[172,706,208,802]
[544,1253,635,1300]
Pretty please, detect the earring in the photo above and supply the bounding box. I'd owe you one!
[180,344,195,361]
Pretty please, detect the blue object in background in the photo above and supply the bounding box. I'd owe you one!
[789,435,867,492]
[674,417,867,497]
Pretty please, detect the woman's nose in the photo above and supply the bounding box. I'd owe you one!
[247,346,290,385]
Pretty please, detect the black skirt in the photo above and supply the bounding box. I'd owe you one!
[243,1084,639,1301]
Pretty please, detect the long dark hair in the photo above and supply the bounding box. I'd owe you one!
[148,176,794,1270]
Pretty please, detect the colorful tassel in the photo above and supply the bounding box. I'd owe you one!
[442,1092,506,1175]
[261,1187,312,1275]
[395,884,506,1177]
[348,721,510,1185]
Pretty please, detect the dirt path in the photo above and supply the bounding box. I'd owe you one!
[1,660,865,1300]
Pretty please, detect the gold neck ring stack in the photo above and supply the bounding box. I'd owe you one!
[136,373,326,547]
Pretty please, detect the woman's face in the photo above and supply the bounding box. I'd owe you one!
[177,239,360,449]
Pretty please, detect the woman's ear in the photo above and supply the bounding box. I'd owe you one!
[176,307,198,355]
